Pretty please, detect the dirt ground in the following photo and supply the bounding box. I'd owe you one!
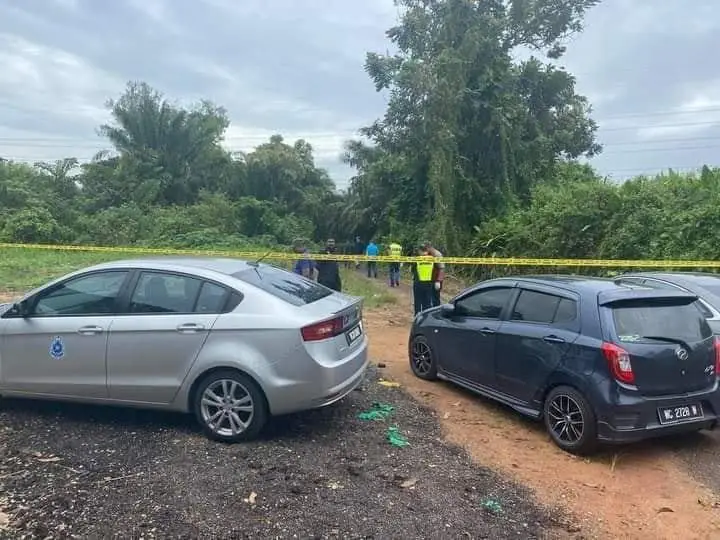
[0,368,557,539]
[365,282,720,540]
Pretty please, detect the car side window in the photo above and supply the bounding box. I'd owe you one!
[33,271,129,316]
[195,281,229,314]
[455,288,513,319]
[616,277,646,287]
[511,290,578,325]
[554,298,578,324]
[129,272,203,314]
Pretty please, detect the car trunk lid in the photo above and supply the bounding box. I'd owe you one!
[603,293,716,396]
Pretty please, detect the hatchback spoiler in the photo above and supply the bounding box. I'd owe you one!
[598,289,699,306]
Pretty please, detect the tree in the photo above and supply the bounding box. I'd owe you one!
[348,0,601,252]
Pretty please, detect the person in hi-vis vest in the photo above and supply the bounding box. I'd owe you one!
[388,241,403,287]
[412,246,436,314]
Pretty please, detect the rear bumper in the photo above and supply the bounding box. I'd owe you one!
[265,337,369,416]
[596,383,720,443]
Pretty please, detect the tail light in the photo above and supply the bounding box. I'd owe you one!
[301,316,343,342]
[714,337,720,377]
[602,342,635,385]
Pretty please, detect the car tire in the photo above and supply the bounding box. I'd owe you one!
[192,369,268,443]
[543,385,598,456]
[409,334,438,380]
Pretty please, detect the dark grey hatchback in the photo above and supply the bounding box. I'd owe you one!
[408,275,720,455]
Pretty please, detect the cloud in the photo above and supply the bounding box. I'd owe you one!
[0,33,120,127]
[1,0,720,188]
[124,0,184,35]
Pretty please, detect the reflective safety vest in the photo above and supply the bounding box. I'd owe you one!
[389,243,402,258]
[416,256,434,282]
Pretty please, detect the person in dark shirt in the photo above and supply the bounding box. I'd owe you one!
[316,238,342,292]
[293,240,317,280]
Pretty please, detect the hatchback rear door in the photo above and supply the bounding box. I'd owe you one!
[601,292,715,396]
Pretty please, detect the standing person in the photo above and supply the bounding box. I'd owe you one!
[365,239,379,278]
[412,245,435,314]
[388,241,403,287]
[422,240,445,306]
[316,238,342,292]
[353,236,363,270]
[293,240,318,281]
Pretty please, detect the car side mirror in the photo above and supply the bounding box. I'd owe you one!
[13,301,30,318]
[439,303,455,316]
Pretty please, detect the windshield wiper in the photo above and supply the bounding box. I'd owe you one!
[639,335,690,349]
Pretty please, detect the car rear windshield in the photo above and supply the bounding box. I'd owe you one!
[611,300,712,343]
[232,264,332,306]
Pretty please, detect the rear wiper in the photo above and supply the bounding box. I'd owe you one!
[639,335,690,349]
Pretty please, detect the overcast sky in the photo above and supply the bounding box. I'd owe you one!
[0,0,719,190]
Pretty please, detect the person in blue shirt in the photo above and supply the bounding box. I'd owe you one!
[365,240,379,278]
[293,241,318,280]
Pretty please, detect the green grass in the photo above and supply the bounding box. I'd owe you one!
[0,247,398,307]
[340,269,397,308]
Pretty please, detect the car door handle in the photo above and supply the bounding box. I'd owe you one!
[77,325,104,335]
[480,327,496,335]
[543,335,565,344]
[176,323,206,333]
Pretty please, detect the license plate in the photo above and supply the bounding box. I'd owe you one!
[657,403,704,425]
[346,323,363,345]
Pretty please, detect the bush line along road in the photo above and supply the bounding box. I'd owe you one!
[1,249,720,538]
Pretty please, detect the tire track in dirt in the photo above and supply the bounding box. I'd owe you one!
[363,285,720,540]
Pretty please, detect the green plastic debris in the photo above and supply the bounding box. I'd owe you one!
[386,426,409,447]
[481,499,502,514]
[357,402,395,421]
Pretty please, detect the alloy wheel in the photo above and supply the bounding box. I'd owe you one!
[547,393,585,444]
[200,379,255,437]
[411,339,433,375]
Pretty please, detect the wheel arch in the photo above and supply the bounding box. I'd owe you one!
[535,370,594,418]
[187,365,270,414]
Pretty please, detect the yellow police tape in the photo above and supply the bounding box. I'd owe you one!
[1,242,719,268]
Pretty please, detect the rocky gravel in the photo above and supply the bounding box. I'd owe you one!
[0,367,558,539]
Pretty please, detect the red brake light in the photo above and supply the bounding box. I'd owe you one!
[602,342,635,385]
[714,337,720,377]
[301,316,344,342]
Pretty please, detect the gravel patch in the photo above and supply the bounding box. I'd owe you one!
[0,368,556,539]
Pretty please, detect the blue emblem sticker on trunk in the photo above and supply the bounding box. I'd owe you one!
[50,336,65,360]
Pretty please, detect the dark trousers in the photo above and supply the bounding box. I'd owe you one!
[367,261,378,278]
[319,277,342,292]
[389,263,400,286]
[413,280,435,315]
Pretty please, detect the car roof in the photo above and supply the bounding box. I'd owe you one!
[621,271,720,281]
[619,271,720,300]
[511,274,622,293]
[84,256,255,276]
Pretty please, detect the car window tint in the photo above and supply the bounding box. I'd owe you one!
[233,264,332,306]
[612,300,712,343]
[195,281,228,314]
[511,290,560,324]
[455,288,513,319]
[554,298,578,323]
[130,272,202,314]
[34,271,128,316]
[641,279,679,290]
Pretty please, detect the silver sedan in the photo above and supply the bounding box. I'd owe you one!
[0,257,368,442]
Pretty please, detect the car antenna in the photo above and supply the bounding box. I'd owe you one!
[248,250,273,267]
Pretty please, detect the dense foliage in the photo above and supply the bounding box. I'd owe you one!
[1,0,718,265]
[0,81,342,250]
